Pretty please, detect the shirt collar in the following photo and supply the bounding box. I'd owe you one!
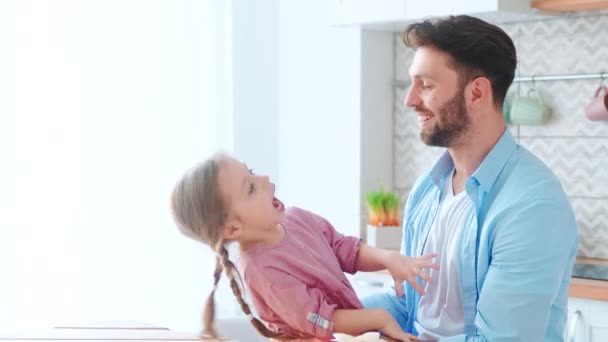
[430,150,454,186]
[428,128,517,193]
[471,128,517,194]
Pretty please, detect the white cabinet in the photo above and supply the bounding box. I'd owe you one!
[404,0,532,19]
[566,297,608,342]
[326,0,549,30]
[325,0,407,26]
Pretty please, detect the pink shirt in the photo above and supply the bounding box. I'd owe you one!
[239,207,363,339]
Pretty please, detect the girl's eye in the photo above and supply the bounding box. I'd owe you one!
[248,168,255,194]
[422,84,433,89]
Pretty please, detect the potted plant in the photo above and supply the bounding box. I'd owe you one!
[365,188,402,250]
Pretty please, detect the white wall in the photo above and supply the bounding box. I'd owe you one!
[360,31,395,238]
[231,0,279,182]
[0,0,231,332]
[277,0,362,238]
[0,0,380,333]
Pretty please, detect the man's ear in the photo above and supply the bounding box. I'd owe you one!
[222,222,241,240]
[468,76,492,110]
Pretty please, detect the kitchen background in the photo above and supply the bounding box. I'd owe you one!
[2,1,608,340]
[394,12,608,259]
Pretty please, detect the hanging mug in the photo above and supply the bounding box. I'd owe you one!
[502,94,512,124]
[585,85,608,121]
[510,87,550,125]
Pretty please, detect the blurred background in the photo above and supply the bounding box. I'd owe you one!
[1,1,608,339]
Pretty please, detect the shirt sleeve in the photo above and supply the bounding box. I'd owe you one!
[311,210,362,274]
[254,268,338,338]
[401,174,426,256]
[441,198,578,342]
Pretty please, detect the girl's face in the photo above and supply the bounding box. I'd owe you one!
[217,157,285,242]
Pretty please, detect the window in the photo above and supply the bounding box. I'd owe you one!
[0,0,231,332]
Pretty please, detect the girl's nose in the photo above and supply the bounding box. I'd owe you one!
[259,175,271,188]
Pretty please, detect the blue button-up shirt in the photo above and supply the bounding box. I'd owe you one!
[401,130,578,341]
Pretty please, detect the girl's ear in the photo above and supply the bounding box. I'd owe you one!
[222,222,241,240]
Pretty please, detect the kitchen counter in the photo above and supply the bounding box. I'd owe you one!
[569,257,608,301]
[569,277,608,301]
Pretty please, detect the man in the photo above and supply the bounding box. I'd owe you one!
[362,15,578,341]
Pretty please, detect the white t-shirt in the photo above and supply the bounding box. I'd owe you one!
[414,170,473,340]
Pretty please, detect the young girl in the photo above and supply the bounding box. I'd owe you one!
[170,153,437,341]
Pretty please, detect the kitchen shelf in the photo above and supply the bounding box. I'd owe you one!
[532,0,608,12]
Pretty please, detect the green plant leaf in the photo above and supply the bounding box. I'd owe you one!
[365,190,384,211]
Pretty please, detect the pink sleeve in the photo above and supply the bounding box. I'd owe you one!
[312,212,362,274]
[256,270,338,338]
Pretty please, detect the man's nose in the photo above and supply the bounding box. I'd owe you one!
[404,85,422,108]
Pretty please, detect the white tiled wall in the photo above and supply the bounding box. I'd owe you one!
[393,13,608,259]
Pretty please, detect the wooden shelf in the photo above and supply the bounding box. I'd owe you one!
[532,0,608,12]
[577,257,608,266]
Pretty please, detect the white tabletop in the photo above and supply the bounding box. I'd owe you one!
[0,320,227,341]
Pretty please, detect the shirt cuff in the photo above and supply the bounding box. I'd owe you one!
[310,302,338,337]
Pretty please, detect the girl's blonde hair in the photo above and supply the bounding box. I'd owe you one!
[170,153,302,340]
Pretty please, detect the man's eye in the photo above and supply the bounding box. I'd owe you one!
[249,183,255,194]
[249,168,255,175]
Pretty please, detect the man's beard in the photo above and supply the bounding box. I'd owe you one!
[418,87,470,148]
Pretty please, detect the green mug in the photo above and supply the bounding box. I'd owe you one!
[510,88,550,125]
[502,96,511,124]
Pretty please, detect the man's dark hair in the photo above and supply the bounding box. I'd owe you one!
[403,15,516,106]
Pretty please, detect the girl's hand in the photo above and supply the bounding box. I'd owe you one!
[380,334,420,342]
[385,252,439,297]
[379,315,419,342]
[380,334,421,342]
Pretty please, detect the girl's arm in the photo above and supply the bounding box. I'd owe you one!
[248,265,417,341]
[305,206,437,295]
[355,243,396,272]
[332,309,418,341]
[355,244,438,297]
